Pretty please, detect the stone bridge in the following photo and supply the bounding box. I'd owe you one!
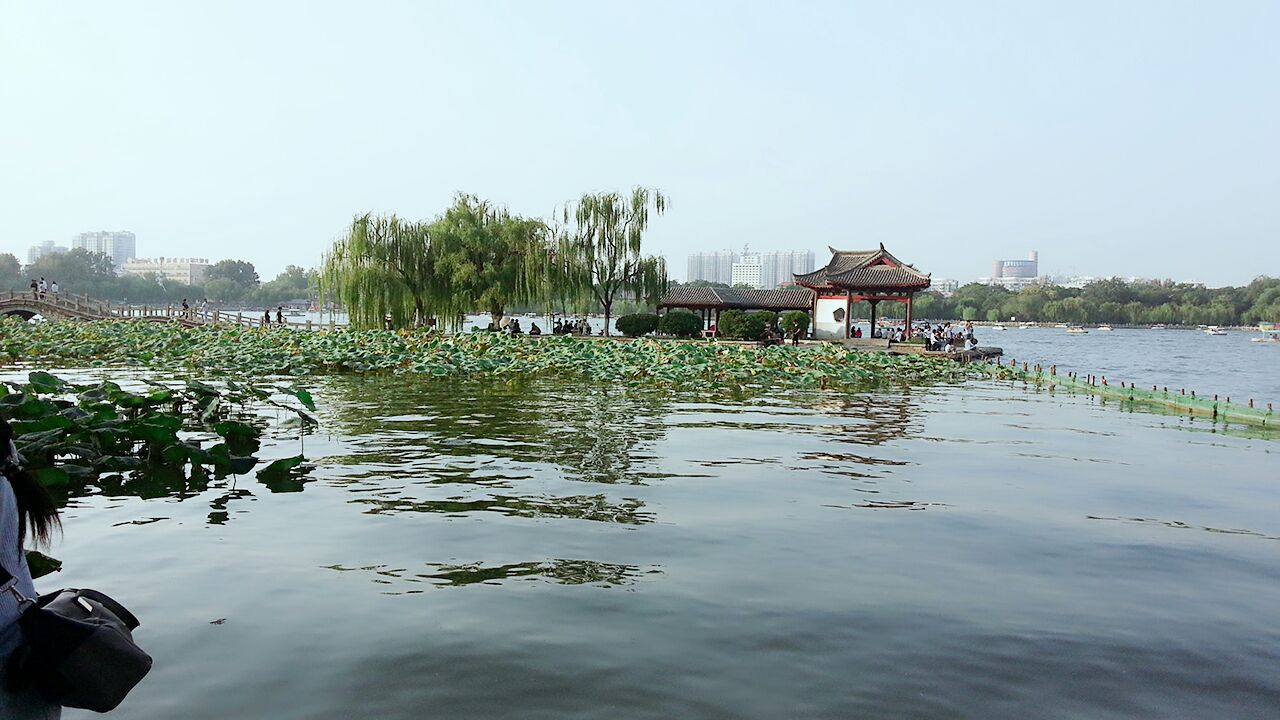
[0,290,328,329]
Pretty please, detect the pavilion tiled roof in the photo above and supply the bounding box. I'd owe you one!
[659,286,815,311]
[794,244,930,291]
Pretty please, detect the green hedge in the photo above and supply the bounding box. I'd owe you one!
[615,313,660,337]
[719,310,776,341]
[659,310,703,337]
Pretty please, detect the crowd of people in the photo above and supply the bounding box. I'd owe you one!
[27,278,58,299]
[919,321,978,351]
[857,320,979,351]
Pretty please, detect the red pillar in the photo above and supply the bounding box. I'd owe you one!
[844,291,852,338]
[904,294,914,339]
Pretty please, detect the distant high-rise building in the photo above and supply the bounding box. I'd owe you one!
[72,231,137,268]
[759,250,815,288]
[686,250,738,285]
[27,240,68,265]
[689,248,815,289]
[731,255,762,288]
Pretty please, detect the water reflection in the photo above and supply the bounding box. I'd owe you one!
[320,376,673,486]
[350,493,653,525]
[324,559,661,590]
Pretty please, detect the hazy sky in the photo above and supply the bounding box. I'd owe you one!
[2,1,1276,285]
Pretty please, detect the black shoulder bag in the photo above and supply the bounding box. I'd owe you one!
[1,564,152,713]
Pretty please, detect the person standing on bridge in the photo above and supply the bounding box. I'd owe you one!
[181,299,190,318]
[276,307,284,325]
[36,279,47,299]
[27,279,36,299]
[263,308,271,327]
[49,281,58,298]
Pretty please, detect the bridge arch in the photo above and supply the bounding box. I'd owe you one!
[0,308,38,321]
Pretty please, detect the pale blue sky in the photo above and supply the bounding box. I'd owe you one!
[1,1,1276,285]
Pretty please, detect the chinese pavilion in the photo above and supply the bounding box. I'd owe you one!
[793,244,931,339]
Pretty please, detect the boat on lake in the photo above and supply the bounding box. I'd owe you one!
[1066,326,1089,334]
[992,324,1006,331]
[1150,324,1167,330]
[1097,325,1113,332]
[1250,332,1280,343]
[1204,326,1228,336]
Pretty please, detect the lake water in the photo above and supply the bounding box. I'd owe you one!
[32,372,1278,719]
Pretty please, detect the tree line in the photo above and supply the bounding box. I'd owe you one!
[322,188,669,333]
[0,250,318,308]
[866,277,1280,326]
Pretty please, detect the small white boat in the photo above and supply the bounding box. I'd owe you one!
[991,324,1006,331]
[1097,325,1113,332]
[1066,326,1089,334]
[1150,324,1166,330]
[1204,326,1228,336]
[1249,333,1279,343]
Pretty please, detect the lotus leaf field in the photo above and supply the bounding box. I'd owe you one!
[0,319,977,389]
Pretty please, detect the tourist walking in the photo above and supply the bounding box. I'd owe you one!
[0,418,63,719]
[27,279,36,299]
[263,309,272,327]
[181,299,190,318]
[36,279,47,300]
[48,281,58,298]
[276,307,284,325]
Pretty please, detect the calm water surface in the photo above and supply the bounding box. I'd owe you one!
[35,373,1277,719]
[957,326,1280,406]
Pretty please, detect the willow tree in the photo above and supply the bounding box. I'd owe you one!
[430,194,549,330]
[559,187,670,335]
[322,213,450,329]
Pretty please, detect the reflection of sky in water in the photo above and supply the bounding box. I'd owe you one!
[14,372,1280,719]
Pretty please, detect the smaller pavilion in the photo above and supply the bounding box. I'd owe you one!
[657,286,816,332]
[793,244,931,339]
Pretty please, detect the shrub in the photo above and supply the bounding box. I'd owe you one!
[658,310,703,337]
[615,313,660,338]
[719,310,775,341]
[780,311,810,336]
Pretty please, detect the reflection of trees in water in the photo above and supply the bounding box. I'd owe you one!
[324,559,661,591]
[350,493,653,525]
[319,376,673,486]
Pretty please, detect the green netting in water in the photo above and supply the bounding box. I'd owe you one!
[982,359,1276,430]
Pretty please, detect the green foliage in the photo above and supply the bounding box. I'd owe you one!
[615,313,659,337]
[207,260,260,289]
[658,310,703,337]
[430,194,549,328]
[26,249,117,295]
[906,276,1280,326]
[0,320,977,390]
[0,253,23,291]
[557,187,670,334]
[780,311,810,335]
[0,371,314,489]
[322,213,443,330]
[718,310,775,341]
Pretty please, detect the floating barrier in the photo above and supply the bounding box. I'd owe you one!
[983,357,1275,430]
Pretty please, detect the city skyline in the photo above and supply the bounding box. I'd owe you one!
[2,2,1276,286]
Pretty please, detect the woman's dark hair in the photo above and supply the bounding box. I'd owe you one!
[0,417,62,546]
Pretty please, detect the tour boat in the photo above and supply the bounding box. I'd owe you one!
[1204,326,1228,336]
[1097,325,1113,331]
[1066,326,1089,334]
[991,324,1006,331]
[1150,324,1167,330]
[1249,333,1279,343]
